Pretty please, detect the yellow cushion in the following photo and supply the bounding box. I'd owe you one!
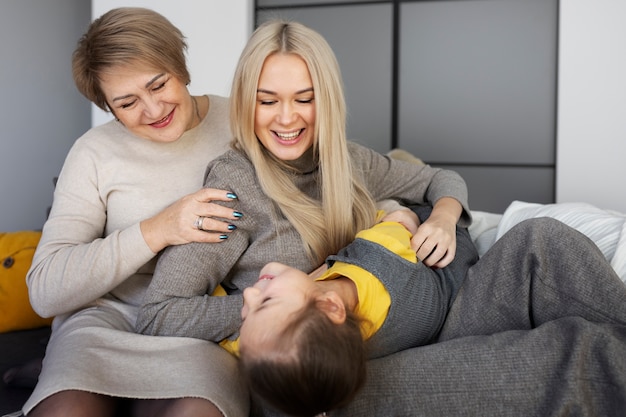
[0,230,53,333]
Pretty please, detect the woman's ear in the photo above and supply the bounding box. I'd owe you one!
[316,291,346,324]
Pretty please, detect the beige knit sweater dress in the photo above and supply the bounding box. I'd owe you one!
[24,95,248,416]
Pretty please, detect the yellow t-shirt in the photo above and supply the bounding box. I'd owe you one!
[317,220,417,340]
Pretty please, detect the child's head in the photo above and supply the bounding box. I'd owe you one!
[239,262,366,416]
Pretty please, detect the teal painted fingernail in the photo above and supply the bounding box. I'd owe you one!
[219,234,228,240]
[228,224,237,231]
[233,211,243,218]
[227,192,238,199]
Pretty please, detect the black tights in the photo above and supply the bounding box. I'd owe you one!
[26,391,223,417]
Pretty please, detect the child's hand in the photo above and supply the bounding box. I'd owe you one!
[381,208,420,235]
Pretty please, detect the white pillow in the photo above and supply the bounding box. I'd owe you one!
[468,210,502,257]
[496,201,626,283]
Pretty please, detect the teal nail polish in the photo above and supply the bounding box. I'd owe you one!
[233,211,243,218]
[228,224,237,231]
[227,192,238,199]
[219,234,228,240]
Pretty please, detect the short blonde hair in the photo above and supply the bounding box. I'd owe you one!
[72,7,190,112]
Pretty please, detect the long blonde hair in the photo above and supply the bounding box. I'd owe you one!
[230,20,377,263]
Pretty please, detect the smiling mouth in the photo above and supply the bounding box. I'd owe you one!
[275,129,302,141]
[151,110,174,127]
[258,274,274,281]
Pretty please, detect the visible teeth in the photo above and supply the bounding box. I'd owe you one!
[276,130,301,140]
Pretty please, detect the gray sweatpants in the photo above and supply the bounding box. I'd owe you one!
[439,216,626,339]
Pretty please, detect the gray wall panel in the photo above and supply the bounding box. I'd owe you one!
[448,165,555,213]
[398,0,557,165]
[0,0,91,231]
[258,0,381,7]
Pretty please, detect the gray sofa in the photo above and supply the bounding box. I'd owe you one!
[0,326,50,414]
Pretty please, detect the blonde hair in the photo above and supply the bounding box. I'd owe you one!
[72,7,190,112]
[230,20,377,263]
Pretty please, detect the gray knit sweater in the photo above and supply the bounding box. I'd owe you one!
[136,142,471,342]
[327,205,479,359]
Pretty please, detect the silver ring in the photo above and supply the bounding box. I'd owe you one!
[194,216,205,231]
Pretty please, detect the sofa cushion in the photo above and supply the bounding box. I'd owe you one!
[0,231,53,333]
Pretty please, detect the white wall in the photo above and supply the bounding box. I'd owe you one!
[557,0,626,213]
[91,0,253,126]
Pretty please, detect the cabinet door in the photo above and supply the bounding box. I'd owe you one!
[257,3,393,153]
[258,0,381,5]
[397,0,558,165]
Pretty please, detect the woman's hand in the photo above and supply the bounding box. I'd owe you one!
[140,187,241,253]
[410,197,461,269]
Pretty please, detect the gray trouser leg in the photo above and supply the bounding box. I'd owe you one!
[439,217,626,341]
[331,317,626,417]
